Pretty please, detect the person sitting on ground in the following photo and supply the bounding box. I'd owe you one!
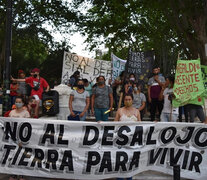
[68,79,90,121]
[115,93,141,122]
[91,75,113,121]
[159,76,178,122]
[132,84,146,120]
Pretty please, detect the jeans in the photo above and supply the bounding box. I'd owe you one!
[188,104,205,122]
[150,98,163,121]
[117,178,132,180]
[94,108,109,121]
[178,105,189,122]
[68,110,86,121]
[161,112,178,122]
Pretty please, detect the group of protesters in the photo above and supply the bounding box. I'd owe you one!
[67,67,206,180]
[6,68,49,120]
[1,65,206,180]
[68,67,207,124]
[4,65,206,124]
[0,68,49,180]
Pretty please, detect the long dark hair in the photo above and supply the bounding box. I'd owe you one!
[124,93,134,100]
[70,70,80,79]
[15,96,25,105]
[76,79,85,90]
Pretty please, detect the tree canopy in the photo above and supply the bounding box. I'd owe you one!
[1,0,207,83]
[0,0,78,82]
[72,0,207,73]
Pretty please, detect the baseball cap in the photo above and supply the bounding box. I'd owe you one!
[18,69,24,74]
[32,68,40,73]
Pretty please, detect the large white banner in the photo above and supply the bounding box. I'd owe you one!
[0,117,207,180]
[111,53,126,81]
[61,52,112,84]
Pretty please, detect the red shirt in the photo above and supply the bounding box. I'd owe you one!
[25,77,48,99]
[10,84,18,96]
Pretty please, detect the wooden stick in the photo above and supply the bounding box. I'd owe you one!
[204,99,207,117]
[118,92,123,109]
[170,102,173,122]
[177,52,180,60]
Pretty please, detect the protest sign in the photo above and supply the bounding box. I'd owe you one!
[61,52,112,84]
[201,65,207,97]
[111,53,126,81]
[126,50,154,90]
[1,117,207,180]
[173,59,205,107]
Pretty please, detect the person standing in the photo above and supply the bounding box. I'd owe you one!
[148,67,165,121]
[188,98,206,123]
[68,70,80,89]
[68,79,90,121]
[132,84,146,120]
[178,105,189,122]
[83,78,93,97]
[83,78,93,115]
[91,76,113,121]
[124,80,134,95]
[113,71,125,109]
[17,70,27,98]
[159,76,178,122]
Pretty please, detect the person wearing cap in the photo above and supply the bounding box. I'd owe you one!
[12,68,50,118]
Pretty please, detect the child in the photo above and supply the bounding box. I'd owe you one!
[10,80,18,107]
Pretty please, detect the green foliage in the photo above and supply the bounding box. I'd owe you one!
[0,0,78,82]
[72,0,207,73]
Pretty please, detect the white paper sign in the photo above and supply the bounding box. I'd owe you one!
[61,52,112,84]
